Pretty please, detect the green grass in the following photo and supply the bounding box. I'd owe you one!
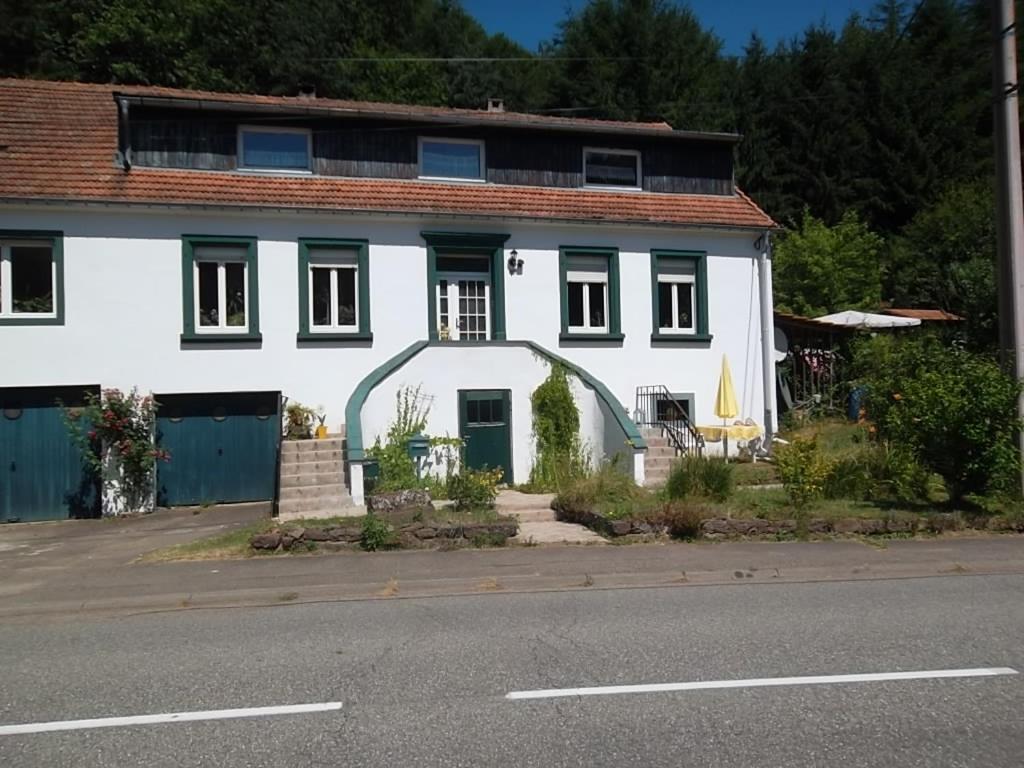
[731,461,779,486]
[722,487,926,522]
[780,419,870,459]
[138,521,276,562]
[140,506,514,562]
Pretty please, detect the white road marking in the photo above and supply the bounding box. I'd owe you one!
[0,702,343,736]
[507,667,1019,701]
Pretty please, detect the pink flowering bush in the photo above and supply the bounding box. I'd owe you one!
[64,388,168,514]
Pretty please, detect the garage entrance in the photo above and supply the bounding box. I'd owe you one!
[155,391,280,506]
[0,386,100,522]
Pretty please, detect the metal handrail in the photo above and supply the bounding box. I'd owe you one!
[634,385,705,456]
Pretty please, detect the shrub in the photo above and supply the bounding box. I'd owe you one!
[556,459,645,515]
[367,386,430,491]
[775,437,834,511]
[852,336,1021,502]
[665,455,734,502]
[529,364,590,491]
[284,402,316,440]
[360,514,395,551]
[652,501,710,539]
[63,388,167,515]
[447,467,503,510]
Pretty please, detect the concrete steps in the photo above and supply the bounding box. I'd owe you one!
[641,427,678,487]
[276,436,357,519]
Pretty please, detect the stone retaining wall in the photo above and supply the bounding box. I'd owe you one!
[554,499,1024,540]
[251,519,518,552]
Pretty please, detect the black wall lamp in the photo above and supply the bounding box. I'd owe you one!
[507,248,524,275]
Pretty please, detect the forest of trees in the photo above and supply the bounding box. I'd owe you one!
[0,0,1003,347]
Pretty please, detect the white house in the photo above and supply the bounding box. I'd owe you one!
[0,78,776,521]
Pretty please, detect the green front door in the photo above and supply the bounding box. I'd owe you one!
[0,386,100,522]
[155,392,279,506]
[458,390,512,483]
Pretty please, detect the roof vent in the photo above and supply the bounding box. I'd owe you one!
[298,84,317,100]
[487,98,505,113]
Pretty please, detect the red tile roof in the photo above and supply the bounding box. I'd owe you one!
[883,308,963,321]
[0,78,775,229]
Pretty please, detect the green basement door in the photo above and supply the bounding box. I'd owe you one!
[0,386,100,523]
[155,392,280,506]
[458,389,512,484]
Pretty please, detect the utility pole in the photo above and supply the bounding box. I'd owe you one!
[993,0,1024,494]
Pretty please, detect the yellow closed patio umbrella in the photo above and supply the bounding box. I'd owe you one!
[714,354,739,423]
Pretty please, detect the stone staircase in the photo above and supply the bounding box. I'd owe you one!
[277,435,360,520]
[641,427,679,487]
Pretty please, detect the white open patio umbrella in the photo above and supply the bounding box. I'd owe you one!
[814,310,921,329]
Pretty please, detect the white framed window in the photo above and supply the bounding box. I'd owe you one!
[437,268,490,341]
[418,137,486,182]
[194,246,249,333]
[308,250,359,332]
[656,262,696,334]
[238,125,312,172]
[0,240,57,319]
[583,147,641,189]
[566,256,609,334]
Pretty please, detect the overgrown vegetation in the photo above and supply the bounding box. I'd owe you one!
[528,364,589,491]
[367,386,430,492]
[63,388,168,515]
[851,336,1022,503]
[775,438,835,512]
[447,467,502,510]
[665,456,735,502]
[360,514,395,551]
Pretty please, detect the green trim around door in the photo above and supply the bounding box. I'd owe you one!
[0,229,65,326]
[422,230,510,341]
[181,234,261,343]
[458,389,513,484]
[650,249,711,343]
[558,246,623,342]
[297,237,372,342]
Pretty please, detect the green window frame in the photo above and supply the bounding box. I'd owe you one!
[181,234,260,343]
[297,238,371,342]
[650,249,710,343]
[0,229,64,326]
[558,246,622,342]
[422,231,509,342]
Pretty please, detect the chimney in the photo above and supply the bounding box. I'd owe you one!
[298,84,317,100]
[487,98,505,113]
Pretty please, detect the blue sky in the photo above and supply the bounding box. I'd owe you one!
[462,0,879,56]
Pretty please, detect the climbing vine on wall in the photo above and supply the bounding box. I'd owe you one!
[529,364,589,491]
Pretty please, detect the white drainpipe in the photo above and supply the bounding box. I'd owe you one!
[758,231,776,447]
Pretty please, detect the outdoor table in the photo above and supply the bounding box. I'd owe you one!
[696,424,764,459]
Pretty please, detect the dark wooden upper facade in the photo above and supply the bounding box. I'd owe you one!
[127,106,736,196]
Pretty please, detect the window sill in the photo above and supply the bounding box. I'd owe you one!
[0,316,63,326]
[181,332,263,344]
[650,332,713,344]
[559,332,625,343]
[297,331,373,343]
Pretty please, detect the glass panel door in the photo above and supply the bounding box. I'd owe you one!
[437,273,489,341]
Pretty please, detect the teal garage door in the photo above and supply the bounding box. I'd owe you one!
[155,392,280,506]
[0,386,100,523]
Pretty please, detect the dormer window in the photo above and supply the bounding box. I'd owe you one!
[418,138,485,182]
[583,147,641,189]
[238,126,312,172]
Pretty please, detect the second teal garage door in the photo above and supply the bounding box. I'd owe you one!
[155,392,280,506]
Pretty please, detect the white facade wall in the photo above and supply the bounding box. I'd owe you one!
[0,205,772,480]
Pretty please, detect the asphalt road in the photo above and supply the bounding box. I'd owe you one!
[0,573,1022,767]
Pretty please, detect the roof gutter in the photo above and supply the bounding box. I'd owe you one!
[0,195,774,232]
[113,93,741,144]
